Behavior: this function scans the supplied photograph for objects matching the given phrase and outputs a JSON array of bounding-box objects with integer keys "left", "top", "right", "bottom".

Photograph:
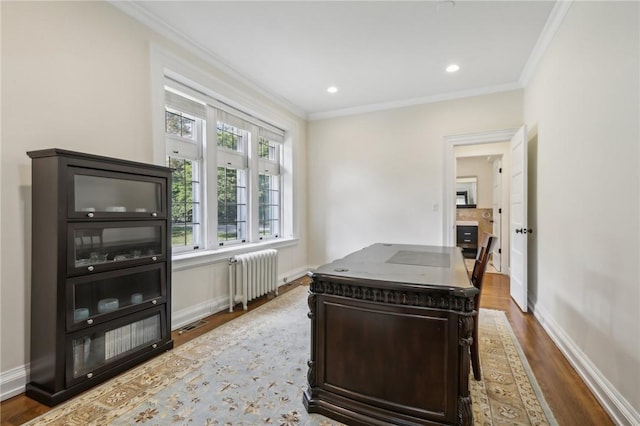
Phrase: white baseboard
[
  {"left": 531, "top": 302, "right": 640, "bottom": 425},
  {"left": 171, "top": 295, "right": 229, "bottom": 331},
  {"left": 279, "top": 266, "right": 312, "bottom": 285},
  {"left": 1, "top": 364, "right": 28, "bottom": 402}
]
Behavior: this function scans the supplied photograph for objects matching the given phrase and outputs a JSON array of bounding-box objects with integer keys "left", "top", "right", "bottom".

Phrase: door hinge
[
  {"left": 498, "top": 248, "right": 502, "bottom": 254},
  {"left": 498, "top": 208, "right": 502, "bottom": 214},
  {"left": 499, "top": 167, "right": 502, "bottom": 173}
]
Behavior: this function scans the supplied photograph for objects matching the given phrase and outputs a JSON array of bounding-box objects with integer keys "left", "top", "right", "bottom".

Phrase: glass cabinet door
[
  {"left": 68, "top": 221, "right": 165, "bottom": 275},
  {"left": 67, "top": 264, "right": 166, "bottom": 330},
  {"left": 69, "top": 167, "right": 166, "bottom": 218},
  {"left": 67, "top": 308, "right": 166, "bottom": 384}
]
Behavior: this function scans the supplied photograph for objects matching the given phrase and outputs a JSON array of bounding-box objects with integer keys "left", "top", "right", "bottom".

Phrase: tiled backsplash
[{"left": 456, "top": 208, "right": 494, "bottom": 237}]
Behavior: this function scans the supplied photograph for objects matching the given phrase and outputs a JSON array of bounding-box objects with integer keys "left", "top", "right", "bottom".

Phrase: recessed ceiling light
[
  {"left": 437, "top": 0, "right": 456, "bottom": 11},
  {"left": 446, "top": 64, "right": 460, "bottom": 73},
  {"left": 327, "top": 86, "right": 338, "bottom": 94}
]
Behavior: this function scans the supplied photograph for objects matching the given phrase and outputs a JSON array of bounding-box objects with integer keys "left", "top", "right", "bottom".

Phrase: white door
[
  {"left": 510, "top": 126, "right": 528, "bottom": 312},
  {"left": 492, "top": 159, "right": 502, "bottom": 272}
]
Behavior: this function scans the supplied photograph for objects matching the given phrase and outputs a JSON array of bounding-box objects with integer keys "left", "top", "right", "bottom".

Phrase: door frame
[
  {"left": 442, "top": 128, "right": 518, "bottom": 257},
  {"left": 491, "top": 157, "right": 503, "bottom": 272}
]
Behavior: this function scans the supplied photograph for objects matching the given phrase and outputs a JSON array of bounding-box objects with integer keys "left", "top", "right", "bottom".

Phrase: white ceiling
[{"left": 116, "top": 1, "right": 559, "bottom": 119}]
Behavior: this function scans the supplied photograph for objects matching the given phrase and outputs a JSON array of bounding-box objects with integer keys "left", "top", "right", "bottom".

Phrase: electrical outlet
[{"left": 283, "top": 277, "right": 288, "bottom": 283}]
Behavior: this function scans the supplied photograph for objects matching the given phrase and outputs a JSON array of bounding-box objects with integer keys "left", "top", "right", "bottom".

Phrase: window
[
  {"left": 215, "top": 119, "right": 249, "bottom": 245},
  {"left": 258, "top": 173, "right": 280, "bottom": 238},
  {"left": 164, "top": 81, "right": 285, "bottom": 253},
  {"left": 164, "top": 104, "right": 203, "bottom": 252},
  {"left": 257, "top": 135, "right": 281, "bottom": 239}
]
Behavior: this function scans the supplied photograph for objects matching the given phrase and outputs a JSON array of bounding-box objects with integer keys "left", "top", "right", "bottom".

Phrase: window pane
[
  {"left": 258, "top": 137, "right": 278, "bottom": 161},
  {"left": 217, "top": 166, "right": 247, "bottom": 243},
  {"left": 166, "top": 111, "right": 181, "bottom": 136},
  {"left": 166, "top": 109, "right": 196, "bottom": 140},
  {"left": 181, "top": 116, "right": 194, "bottom": 139},
  {"left": 258, "top": 138, "right": 269, "bottom": 158},
  {"left": 258, "top": 174, "right": 280, "bottom": 238},
  {"left": 168, "top": 156, "right": 200, "bottom": 249},
  {"left": 217, "top": 122, "right": 243, "bottom": 152}
]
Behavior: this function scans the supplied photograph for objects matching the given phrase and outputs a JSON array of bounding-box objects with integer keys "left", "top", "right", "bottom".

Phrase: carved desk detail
[{"left": 303, "top": 244, "right": 477, "bottom": 426}]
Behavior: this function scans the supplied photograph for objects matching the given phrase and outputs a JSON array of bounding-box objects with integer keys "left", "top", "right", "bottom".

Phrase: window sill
[{"left": 171, "top": 237, "right": 300, "bottom": 272}]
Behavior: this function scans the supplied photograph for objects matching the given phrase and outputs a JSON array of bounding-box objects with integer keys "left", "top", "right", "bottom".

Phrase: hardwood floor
[{"left": 1, "top": 274, "right": 613, "bottom": 425}]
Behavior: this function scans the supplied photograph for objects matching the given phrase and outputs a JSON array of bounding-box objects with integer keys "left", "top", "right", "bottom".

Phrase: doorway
[{"left": 443, "top": 129, "right": 518, "bottom": 274}]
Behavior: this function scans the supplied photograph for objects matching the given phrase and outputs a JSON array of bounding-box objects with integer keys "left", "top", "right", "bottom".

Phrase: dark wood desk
[{"left": 303, "top": 243, "right": 478, "bottom": 426}]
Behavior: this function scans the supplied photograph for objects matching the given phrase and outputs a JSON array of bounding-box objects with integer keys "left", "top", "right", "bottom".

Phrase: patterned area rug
[{"left": 25, "top": 286, "right": 556, "bottom": 425}]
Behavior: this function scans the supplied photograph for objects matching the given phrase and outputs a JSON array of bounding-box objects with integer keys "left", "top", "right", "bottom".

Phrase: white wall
[
  {"left": 0, "top": 1, "right": 308, "bottom": 399},
  {"left": 524, "top": 2, "right": 639, "bottom": 423},
  {"left": 307, "top": 91, "right": 523, "bottom": 266}
]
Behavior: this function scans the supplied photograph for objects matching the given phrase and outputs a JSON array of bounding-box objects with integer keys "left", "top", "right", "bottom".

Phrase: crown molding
[
  {"left": 108, "top": 1, "right": 307, "bottom": 120},
  {"left": 308, "top": 82, "right": 523, "bottom": 121},
  {"left": 519, "top": 0, "right": 574, "bottom": 86}
]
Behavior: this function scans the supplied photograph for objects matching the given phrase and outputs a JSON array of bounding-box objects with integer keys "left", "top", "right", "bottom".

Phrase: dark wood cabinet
[
  {"left": 456, "top": 225, "right": 478, "bottom": 258},
  {"left": 26, "top": 149, "right": 173, "bottom": 406}
]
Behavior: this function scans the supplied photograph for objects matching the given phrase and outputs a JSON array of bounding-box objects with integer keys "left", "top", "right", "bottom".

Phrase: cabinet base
[{"left": 26, "top": 340, "right": 173, "bottom": 407}]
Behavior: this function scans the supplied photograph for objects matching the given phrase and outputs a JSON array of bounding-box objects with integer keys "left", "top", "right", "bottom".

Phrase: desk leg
[
  {"left": 303, "top": 292, "right": 317, "bottom": 408},
  {"left": 458, "top": 315, "right": 474, "bottom": 426}
]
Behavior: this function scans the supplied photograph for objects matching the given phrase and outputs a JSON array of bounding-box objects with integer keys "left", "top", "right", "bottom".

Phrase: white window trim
[{"left": 150, "top": 45, "right": 298, "bottom": 268}]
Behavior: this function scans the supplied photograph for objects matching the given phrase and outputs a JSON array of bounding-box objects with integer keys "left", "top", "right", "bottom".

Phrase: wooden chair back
[
  {"left": 471, "top": 232, "right": 496, "bottom": 293},
  {"left": 470, "top": 232, "right": 496, "bottom": 381}
]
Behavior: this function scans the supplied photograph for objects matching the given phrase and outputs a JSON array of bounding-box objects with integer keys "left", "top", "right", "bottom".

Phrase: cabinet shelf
[
  {"left": 67, "top": 307, "right": 166, "bottom": 386},
  {"left": 67, "top": 220, "right": 166, "bottom": 276},
  {"left": 26, "top": 148, "right": 173, "bottom": 406}
]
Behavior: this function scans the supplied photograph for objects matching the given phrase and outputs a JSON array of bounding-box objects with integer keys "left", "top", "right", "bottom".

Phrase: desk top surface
[{"left": 312, "top": 243, "right": 473, "bottom": 291}]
